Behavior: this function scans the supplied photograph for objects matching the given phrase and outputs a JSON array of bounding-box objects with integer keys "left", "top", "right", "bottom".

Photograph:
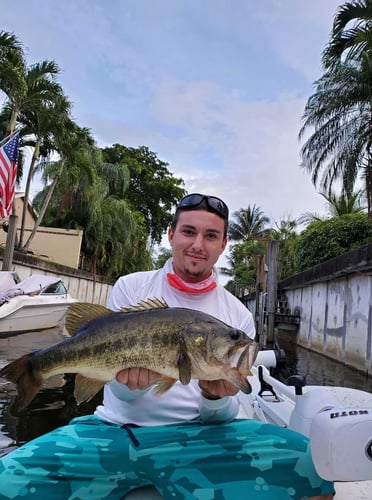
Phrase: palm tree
[
  {"left": 0, "top": 31, "right": 71, "bottom": 243},
  {"left": 300, "top": 1, "right": 372, "bottom": 218},
  {"left": 225, "top": 205, "right": 271, "bottom": 295},
  {"left": 0, "top": 31, "right": 26, "bottom": 134},
  {"left": 322, "top": 0, "right": 372, "bottom": 69},
  {"left": 302, "top": 188, "right": 366, "bottom": 224},
  {"left": 299, "top": 57, "right": 372, "bottom": 218},
  {"left": 21, "top": 121, "right": 95, "bottom": 254},
  {"left": 1, "top": 56, "right": 62, "bottom": 136},
  {"left": 228, "top": 205, "right": 270, "bottom": 242},
  {"left": 6, "top": 93, "right": 72, "bottom": 248},
  {"left": 0, "top": 31, "right": 23, "bottom": 60}
]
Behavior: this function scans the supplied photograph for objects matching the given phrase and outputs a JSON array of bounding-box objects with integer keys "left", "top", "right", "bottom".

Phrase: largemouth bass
[{"left": 0, "top": 299, "right": 258, "bottom": 409}]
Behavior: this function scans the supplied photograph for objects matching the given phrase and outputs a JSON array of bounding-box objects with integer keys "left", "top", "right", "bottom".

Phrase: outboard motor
[{"left": 310, "top": 407, "right": 372, "bottom": 481}]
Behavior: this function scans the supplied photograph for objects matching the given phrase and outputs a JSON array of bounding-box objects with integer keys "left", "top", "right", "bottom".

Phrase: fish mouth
[
  {"left": 227, "top": 343, "right": 248, "bottom": 365},
  {"left": 228, "top": 342, "right": 258, "bottom": 376}
]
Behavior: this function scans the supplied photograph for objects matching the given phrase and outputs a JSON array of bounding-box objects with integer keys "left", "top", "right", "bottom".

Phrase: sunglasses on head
[{"left": 177, "top": 193, "right": 229, "bottom": 219}]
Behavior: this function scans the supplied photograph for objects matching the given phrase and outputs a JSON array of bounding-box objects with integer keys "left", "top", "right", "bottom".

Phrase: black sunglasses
[{"left": 177, "top": 193, "right": 229, "bottom": 219}]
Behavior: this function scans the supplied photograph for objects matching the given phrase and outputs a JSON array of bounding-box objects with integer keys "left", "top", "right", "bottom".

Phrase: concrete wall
[
  {"left": 246, "top": 243, "right": 372, "bottom": 375},
  {"left": 284, "top": 274, "right": 372, "bottom": 374}
]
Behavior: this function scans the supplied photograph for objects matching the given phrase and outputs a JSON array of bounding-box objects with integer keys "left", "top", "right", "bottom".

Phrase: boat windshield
[{"left": 42, "top": 281, "right": 68, "bottom": 295}]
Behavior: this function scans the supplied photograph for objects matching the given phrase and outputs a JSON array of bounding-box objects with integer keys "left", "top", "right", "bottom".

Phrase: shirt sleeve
[
  {"left": 107, "top": 276, "right": 135, "bottom": 311},
  {"left": 199, "top": 395, "right": 240, "bottom": 424},
  {"left": 107, "top": 379, "right": 151, "bottom": 400}
]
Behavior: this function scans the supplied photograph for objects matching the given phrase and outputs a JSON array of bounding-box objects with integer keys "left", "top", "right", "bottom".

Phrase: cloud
[
  {"left": 146, "top": 79, "right": 323, "bottom": 221},
  {"left": 3, "top": 0, "right": 342, "bottom": 228}
]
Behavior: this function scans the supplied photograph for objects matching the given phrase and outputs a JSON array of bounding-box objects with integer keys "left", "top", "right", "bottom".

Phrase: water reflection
[
  {"left": 276, "top": 330, "right": 372, "bottom": 393},
  {"left": 1, "top": 376, "right": 102, "bottom": 447},
  {"left": 0, "top": 327, "right": 371, "bottom": 453}
]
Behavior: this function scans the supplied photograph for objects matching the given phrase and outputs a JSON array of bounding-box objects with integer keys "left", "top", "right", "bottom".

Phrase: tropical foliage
[
  {"left": 299, "top": 186, "right": 366, "bottom": 224},
  {"left": 299, "top": 0, "right": 372, "bottom": 218},
  {"left": 102, "top": 144, "right": 185, "bottom": 244},
  {"left": 223, "top": 205, "right": 271, "bottom": 295},
  {"left": 153, "top": 247, "right": 173, "bottom": 269},
  {"left": 269, "top": 218, "right": 299, "bottom": 280},
  {"left": 295, "top": 213, "right": 372, "bottom": 272}
]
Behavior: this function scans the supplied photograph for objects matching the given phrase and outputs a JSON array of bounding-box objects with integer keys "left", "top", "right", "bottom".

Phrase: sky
[{"left": 2, "top": 0, "right": 344, "bottom": 273}]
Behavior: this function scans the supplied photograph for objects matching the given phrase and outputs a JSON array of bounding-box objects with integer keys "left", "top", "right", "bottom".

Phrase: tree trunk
[
  {"left": 21, "top": 159, "right": 65, "bottom": 253},
  {"left": 7, "top": 109, "right": 18, "bottom": 134},
  {"left": 366, "top": 161, "right": 372, "bottom": 219}
]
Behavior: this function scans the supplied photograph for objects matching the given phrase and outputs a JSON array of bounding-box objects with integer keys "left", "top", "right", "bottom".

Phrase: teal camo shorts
[{"left": 0, "top": 415, "right": 335, "bottom": 499}]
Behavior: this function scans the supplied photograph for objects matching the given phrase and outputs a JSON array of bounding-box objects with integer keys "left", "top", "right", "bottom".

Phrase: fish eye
[{"left": 229, "top": 329, "right": 241, "bottom": 341}]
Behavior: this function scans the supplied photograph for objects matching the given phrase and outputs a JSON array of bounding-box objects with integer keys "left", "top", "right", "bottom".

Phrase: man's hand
[
  {"left": 116, "top": 367, "right": 161, "bottom": 390},
  {"left": 198, "top": 379, "right": 239, "bottom": 400}
]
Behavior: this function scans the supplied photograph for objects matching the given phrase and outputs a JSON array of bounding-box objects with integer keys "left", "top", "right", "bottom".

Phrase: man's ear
[
  {"left": 221, "top": 237, "right": 227, "bottom": 252},
  {"left": 168, "top": 226, "right": 174, "bottom": 246}
]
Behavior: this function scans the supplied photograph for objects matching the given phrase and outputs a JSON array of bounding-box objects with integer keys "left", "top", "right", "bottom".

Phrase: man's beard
[{"left": 183, "top": 264, "right": 204, "bottom": 278}]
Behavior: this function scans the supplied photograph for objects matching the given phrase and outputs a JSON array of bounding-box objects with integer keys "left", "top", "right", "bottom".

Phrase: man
[{"left": 0, "top": 193, "right": 334, "bottom": 499}]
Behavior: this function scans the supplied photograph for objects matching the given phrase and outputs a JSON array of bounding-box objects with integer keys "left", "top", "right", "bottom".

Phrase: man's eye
[
  {"left": 182, "top": 229, "right": 194, "bottom": 236},
  {"left": 206, "top": 233, "right": 217, "bottom": 239}
]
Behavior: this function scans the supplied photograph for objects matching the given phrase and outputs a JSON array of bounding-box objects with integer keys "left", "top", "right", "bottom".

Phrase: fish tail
[{"left": 0, "top": 353, "right": 43, "bottom": 409}]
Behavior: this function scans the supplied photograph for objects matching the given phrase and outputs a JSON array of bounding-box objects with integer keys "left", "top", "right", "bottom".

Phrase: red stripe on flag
[{"left": 0, "top": 132, "right": 19, "bottom": 219}]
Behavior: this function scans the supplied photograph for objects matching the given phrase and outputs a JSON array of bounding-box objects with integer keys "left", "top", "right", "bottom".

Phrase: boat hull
[{"left": 0, "top": 294, "right": 77, "bottom": 336}]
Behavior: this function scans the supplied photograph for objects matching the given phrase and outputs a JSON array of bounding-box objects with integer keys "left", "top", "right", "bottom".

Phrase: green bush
[{"left": 295, "top": 213, "right": 372, "bottom": 272}]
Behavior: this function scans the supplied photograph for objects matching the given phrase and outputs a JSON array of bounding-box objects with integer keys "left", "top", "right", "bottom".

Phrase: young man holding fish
[{"left": 0, "top": 193, "right": 334, "bottom": 499}]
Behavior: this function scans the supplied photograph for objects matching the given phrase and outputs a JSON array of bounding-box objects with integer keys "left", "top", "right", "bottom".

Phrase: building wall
[{"left": 0, "top": 195, "right": 82, "bottom": 268}]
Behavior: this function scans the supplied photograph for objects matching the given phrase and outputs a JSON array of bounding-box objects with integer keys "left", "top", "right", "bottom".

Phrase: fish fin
[
  {"left": 65, "top": 303, "right": 114, "bottom": 336},
  {"left": 226, "top": 368, "right": 252, "bottom": 394},
  {"left": 120, "top": 298, "right": 168, "bottom": 313},
  {"left": 73, "top": 374, "right": 105, "bottom": 405},
  {"left": 176, "top": 336, "right": 192, "bottom": 385},
  {"left": 153, "top": 376, "right": 177, "bottom": 395},
  {"left": 0, "top": 353, "right": 43, "bottom": 409}
]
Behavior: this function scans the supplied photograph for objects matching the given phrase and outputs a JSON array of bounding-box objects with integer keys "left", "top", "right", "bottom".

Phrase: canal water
[{"left": 0, "top": 326, "right": 371, "bottom": 454}]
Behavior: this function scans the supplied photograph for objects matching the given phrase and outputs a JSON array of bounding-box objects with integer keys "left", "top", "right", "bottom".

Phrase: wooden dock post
[{"left": 266, "top": 239, "right": 278, "bottom": 345}]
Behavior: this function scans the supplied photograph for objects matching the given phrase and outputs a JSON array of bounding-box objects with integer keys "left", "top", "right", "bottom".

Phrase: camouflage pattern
[{"left": 0, "top": 416, "right": 335, "bottom": 499}]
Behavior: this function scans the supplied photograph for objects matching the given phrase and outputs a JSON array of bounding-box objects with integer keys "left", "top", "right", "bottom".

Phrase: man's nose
[{"left": 191, "top": 233, "right": 204, "bottom": 249}]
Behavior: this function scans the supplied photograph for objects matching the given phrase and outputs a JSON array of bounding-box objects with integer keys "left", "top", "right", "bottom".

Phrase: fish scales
[
  {"left": 35, "top": 310, "right": 185, "bottom": 375},
  {"left": 0, "top": 300, "right": 259, "bottom": 408}
]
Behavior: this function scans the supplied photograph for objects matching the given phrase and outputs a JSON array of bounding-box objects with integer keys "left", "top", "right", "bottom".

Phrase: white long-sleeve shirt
[{"left": 94, "top": 259, "right": 255, "bottom": 426}]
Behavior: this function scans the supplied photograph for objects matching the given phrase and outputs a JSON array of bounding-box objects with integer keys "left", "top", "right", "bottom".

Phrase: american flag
[{"left": 0, "top": 132, "right": 20, "bottom": 220}]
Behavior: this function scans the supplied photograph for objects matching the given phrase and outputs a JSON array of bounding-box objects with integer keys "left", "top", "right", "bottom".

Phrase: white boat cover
[
  {"left": 0, "top": 272, "right": 17, "bottom": 294},
  {"left": 0, "top": 274, "right": 61, "bottom": 305}
]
